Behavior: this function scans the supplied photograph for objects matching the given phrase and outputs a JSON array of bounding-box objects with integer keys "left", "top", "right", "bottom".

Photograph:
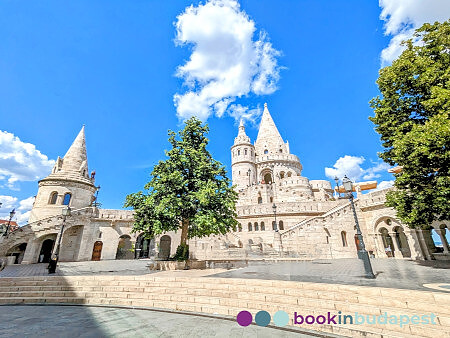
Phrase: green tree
[
  {"left": 125, "top": 117, "right": 238, "bottom": 259},
  {"left": 369, "top": 21, "right": 450, "bottom": 228}
]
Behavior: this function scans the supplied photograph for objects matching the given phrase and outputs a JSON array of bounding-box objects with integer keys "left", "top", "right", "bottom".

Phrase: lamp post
[
  {"left": 48, "top": 206, "right": 71, "bottom": 274},
  {"left": 272, "top": 203, "right": 283, "bottom": 256},
  {"left": 335, "top": 175, "right": 375, "bottom": 279},
  {"left": 3, "top": 209, "right": 16, "bottom": 237},
  {"left": 272, "top": 203, "right": 278, "bottom": 231}
]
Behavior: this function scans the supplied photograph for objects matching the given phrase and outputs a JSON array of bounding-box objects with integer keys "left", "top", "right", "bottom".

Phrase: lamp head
[
  {"left": 342, "top": 175, "right": 353, "bottom": 192},
  {"left": 272, "top": 203, "right": 277, "bottom": 212},
  {"left": 62, "top": 206, "right": 71, "bottom": 217},
  {"left": 9, "top": 209, "right": 15, "bottom": 219}
]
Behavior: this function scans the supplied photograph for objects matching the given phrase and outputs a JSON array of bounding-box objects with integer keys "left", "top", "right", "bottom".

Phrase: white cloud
[
  {"left": 325, "top": 155, "right": 391, "bottom": 183},
  {"left": 375, "top": 180, "right": 394, "bottom": 191},
  {"left": 379, "top": 0, "right": 450, "bottom": 66},
  {"left": 0, "top": 130, "right": 54, "bottom": 189},
  {"left": 0, "top": 195, "right": 34, "bottom": 225},
  {"left": 173, "top": 0, "right": 281, "bottom": 122}
]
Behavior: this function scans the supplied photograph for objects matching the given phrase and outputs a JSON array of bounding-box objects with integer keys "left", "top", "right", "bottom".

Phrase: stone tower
[
  {"left": 231, "top": 119, "right": 256, "bottom": 190},
  {"left": 28, "top": 126, "right": 97, "bottom": 223}
]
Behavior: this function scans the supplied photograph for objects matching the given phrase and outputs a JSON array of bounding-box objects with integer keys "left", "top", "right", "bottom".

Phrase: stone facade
[{"left": 0, "top": 106, "right": 448, "bottom": 264}]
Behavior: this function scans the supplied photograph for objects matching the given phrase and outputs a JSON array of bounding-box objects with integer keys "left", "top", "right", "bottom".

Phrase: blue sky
[{"left": 1, "top": 0, "right": 449, "bottom": 224}]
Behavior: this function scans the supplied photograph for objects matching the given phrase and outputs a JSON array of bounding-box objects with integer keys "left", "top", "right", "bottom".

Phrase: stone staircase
[{"left": 0, "top": 275, "right": 448, "bottom": 337}]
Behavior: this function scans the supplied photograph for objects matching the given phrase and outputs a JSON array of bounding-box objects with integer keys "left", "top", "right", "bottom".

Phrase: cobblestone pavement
[
  {"left": 211, "top": 258, "right": 450, "bottom": 292},
  {"left": 1, "top": 258, "right": 449, "bottom": 293},
  {"left": 0, "top": 305, "right": 337, "bottom": 338}
]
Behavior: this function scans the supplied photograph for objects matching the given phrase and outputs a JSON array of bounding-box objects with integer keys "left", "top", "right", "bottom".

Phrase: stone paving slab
[{"left": 0, "top": 305, "right": 338, "bottom": 338}]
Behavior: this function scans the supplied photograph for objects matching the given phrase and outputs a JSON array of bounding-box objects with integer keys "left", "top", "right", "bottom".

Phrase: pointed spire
[
  {"left": 234, "top": 119, "right": 251, "bottom": 145},
  {"left": 61, "top": 126, "right": 88, "bottom": 173},
  {"left": 254, "top": 103, "right": 288, "bottom": 155}
]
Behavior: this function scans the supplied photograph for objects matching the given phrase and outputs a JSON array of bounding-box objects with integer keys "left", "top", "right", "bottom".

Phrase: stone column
[
  {"left": 373, "top": 234, "right": 387, "bottom": 258},
  {"left": 389, "top": 232, "right": 404, "bottom": 258},
  {"left": 416, "top": 229, "right": 433, "bottom": 260},
  {"left": 438, "top": 228, "right": 449, "bottom": 254},
  {"left": 404, "top": 229, "right": 424, "bottom": 260},
  {"left": 21, "top": 238, "right": 39, "bottom": 264}
]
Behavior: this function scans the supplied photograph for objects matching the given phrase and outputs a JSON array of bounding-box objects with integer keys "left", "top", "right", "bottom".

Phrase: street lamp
[
  {"left": 336, "top": 175, "right": 375, "bottom": 279},
  {"left": 272, "top": 203, "right": 278, "bottom": 231},
  {"left": 3, "top": 209, "right": 16, "bottom": 237},
  {"left": 48, "top": 206, "right": 71, "bottom": 274}
]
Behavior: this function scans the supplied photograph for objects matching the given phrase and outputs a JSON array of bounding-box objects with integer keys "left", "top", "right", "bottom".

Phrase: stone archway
[
  {"left": 115, "top": 235, "right": 134, "bottom": 260},
  {"left": 393, "top": 226, "right": 411, "bottom": 258},
  {"left": 379, "top": 227, "right": 394, "bottom": 258},
  {"left": 92, "top": 241, "right": 103, "bottom": 261},
  {"left": 6, "top": 243, "right": 27, "bottom": 264},
  {"left": 39, "top": 238, "right": 56, "bottom": 263},
  {"left": 135, "top": 233, "right": 155, "bottom": 259},
  {"left": 159, "top": 235, "right": 171, "bottom": 260}
]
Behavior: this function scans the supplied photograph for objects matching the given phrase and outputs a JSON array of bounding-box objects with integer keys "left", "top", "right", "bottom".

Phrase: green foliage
[
  {"left": 172, "top": 244, "right": 189, "bottom": 261},
  {"left": 125, "top": 117, "right": 239, "bottom": 243},
  {"left": 369, "top": 21, "right": 450, "bottom": 228}
]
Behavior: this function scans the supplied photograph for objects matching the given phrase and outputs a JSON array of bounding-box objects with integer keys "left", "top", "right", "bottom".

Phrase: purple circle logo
[{"left": 236, "top": 310, "right": 252, "bottom": 326}]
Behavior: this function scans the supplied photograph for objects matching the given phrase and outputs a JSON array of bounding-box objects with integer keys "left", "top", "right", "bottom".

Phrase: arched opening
[
  {"left": 49, "top": 192, "right": 58, "bottom": 204},
  {"left": 279, "top": 149, "right": 282, "bottom": 153},
  {"left": 91, "top": 241, "right": 103, "bottom": 261},
  {"left": 254, "top": 222, "right": 259, "bottom": 231},
  {"left": 264, "top": 149, "right": 268, "bottom": 154},
  {"left": 287, "top": 172, "right": 292, "bottom": 178},
  {"left": 244, "top": 149, "right": 247, "bottom": 155},
  {"left": 263, "top": 173, "right": 272, "bottom": 184},
  {"left": 272, "top": 221, "right": 277, "bottom": 231},
  {"left": 394, "top": 226, "right": 411, "bottom": 257},
  {"left": 135, "top": 233, "right": 155, "bottom": 259},
  {"left": 159, "top": 235, "right": 171, "bottom": 260},
  {"left": 6, "top": 243, "right": 27, "bottom": 264},
  {"left": 260, "top": 222, "right": 265, "bottom": 231},
  {"left": 341, "top": 231, "right": 348, "bottom": 247},
  {"left": 115, "top": 235, "right": 134, "bottom": 260},
  {"left": 39, "top": 238, "right": 55, "bottom": 263},
  {"left": 248, "top": 223, "right": 252, "bottom": 231},
  {"left": 257, "top": 196, "right": 263, "bottom": 204},
  {"left": 379, "top": 227, "right": 394, "bottom": 257},
  {"left": 280, "top": 172, "right": 285, "bottom": 179},
  {"left": 62, "top": 193, "right": 71, "bottom": 206},
  {"left": 237, "top": 149, "right": 241, "bottom": 156},
  {"left": 279, "top": 220, "right": 284, "bottom": 230}
]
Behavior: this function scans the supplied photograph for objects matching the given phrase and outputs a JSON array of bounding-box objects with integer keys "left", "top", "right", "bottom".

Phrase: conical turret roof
[
  {"left": 41, "top": 126, "right": 94, "bottom": 186},
  {"left": 254, "top": 103, "right": 288, "bottom": 155},
  {"left": 233, "top": 119, "right": 251, "bottom": 145}
]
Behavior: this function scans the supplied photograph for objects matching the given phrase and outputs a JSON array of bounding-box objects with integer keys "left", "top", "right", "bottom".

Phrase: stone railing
[
  {"left": 236, "top": 201, "right": 342, "bottom": 217},
  {"left": 255, "top": 153, "right": 300, "bottom": 164}
]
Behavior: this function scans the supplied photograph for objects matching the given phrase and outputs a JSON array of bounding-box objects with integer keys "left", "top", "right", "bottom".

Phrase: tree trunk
[{"left": 181, "top": 218, "right": 189, "bottom": 246}]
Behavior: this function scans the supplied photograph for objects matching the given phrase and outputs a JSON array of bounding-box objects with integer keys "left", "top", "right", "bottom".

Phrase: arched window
[
  {"left": 272, "top": 221, "right": 277, "bottom": 230},
  {"left": 280, "top": 172, "right": 285, "bottom": 179},
  {"left": 270, "top": 197, "right": 273, "bottom": 203},
  {"left": 258, "top": 196, "right": 263, "bottom": 204},
  {"left": 264, "top": 173, "right": 272, "bottom": 184},
  {"left": 49, "top": 192, "right": 58, "bottom": 205},
  {"left": 62, "top": 193, "right": 71, "bottom": 206},
  {"left": 251, "top": 150, "right": 253, "bottom": 156},
  {"left": 341, "top": 231, "right": 348, "bottom": 247},
  {"left": 287, "top": 172, "right": 292, "bottom": 177},
  {"left": 279, "top": 149, "right": 282, "bottom": 153},
  {"left": 254, "top": 222, "right": 259, "bottom": 231},
  {"left": 279, "top": 220, "right": 284, "bottom": 230},
  {"left": 244, "top": 149, "right": 247, "bottom": 155},
  {"left": 237, "top": 149, "right": 241, "bottom": 156},
  {"left": 248, "top": 223, "right": 252, "bottom": 232},
  {"left": 260, "top": 222, "right": 265, "bottom": 231},
  {"left": 264, "top": 149, "right": 268, "bottom": 154}
]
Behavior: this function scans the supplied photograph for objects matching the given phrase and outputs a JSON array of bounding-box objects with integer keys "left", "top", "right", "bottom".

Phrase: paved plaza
[
  {"left": 1, "top": 258, "right": 449, "bottom": 292},
  {"left": 0, "top": 305, "right": 336, "bottom": 338}
]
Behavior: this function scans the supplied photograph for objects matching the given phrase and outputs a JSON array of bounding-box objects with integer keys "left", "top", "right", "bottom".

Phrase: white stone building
[{"left": 0, "top": 105, "right": 448, "bottom": 264}]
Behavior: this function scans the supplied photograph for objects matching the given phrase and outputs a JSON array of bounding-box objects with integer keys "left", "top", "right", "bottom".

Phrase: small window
[
  {"left": 279, "top": 149, "right": 282, "bottom": 153},
  {"left": 341, "top": 231, "right": 348, "bottom": 247},
  {"left": 287, "top": 172, "right": 292, "bottom": 177},
  {"left": 98, "top": 232, "right": 102, "bottom": 238},
  {"left": 279, "top": 220, "right": 284, "bottom": 231},
  {"left": 49, "top": 192, "right": 58, "bottom": 205},
  {"left": 264, "top": 149, "right": 268, "bottom": 154},
  {"left": 244, "top": 149, "right": 247, "bottom": 155},
  {"left": 280, "top": 172, "right": 285, "bottom": 179},
  {"left": 270, "top": 197, "right": 273, "bottom": 203},
  {"left": 63, "top": 193, "right": 71, "bottom": 206},
  {"left": 248, "top": 223, "right": 252, "bottom": 232},
  {"left": 260, "top": 222, "right": 265, "bottom": 231},
  {"left": 251, "top": 150, "right": 253, "bottom": 156},
  {"left": 238, "top": 150, "right": 241, "bottom": 156},
  {"left": 254, "top": 222, "right": 259, "bottom": 231},
  {"left": 258, "top": 196, "right": 263, "bottom": 204}
]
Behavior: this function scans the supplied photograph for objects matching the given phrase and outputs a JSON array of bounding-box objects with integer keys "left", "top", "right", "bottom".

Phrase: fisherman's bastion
[{"left": 0, "top": 104, "right": 448, "bottom": 265}]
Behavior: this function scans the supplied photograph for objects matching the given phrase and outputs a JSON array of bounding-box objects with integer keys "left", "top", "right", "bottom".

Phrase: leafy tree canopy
[
  {"left": 369, "top": 21, "right": 450, "bottom": 228},
  {"left": 125, "top": 117, "right": 238, "bottom": 250}
]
